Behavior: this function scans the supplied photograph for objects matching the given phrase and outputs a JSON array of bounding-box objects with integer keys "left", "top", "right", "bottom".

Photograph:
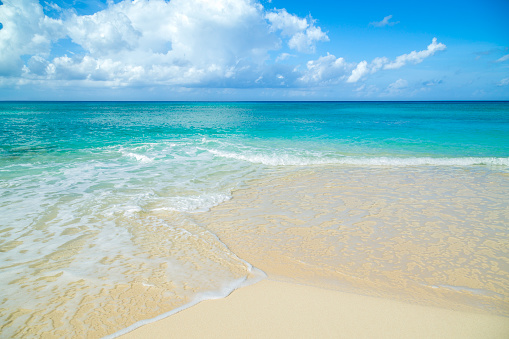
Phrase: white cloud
[
  {"left": 3, "top": 0, "right": 332, "bottom": 86},
  {"left": 298, "top": 53, "right": 350, "bottom": 84},
  {"left": 0, "top": 0, "right": 63, "bottom": 75},
  {"left": 288, "top": 25, "right": 329, "bottom": 53},
  {"left": 370, "top": 15, "right": 399, "bottom": 27},
  {"left": 27, "top": 55, "right": 50, "bottom": 76},
  {"left": 46, "top": 55, "right": 145, "bottom": 83},
  {"left": 498, "top": 78, "right": 509, "bottom": 86},
  {"left": 276, "top": 53, "right": 294, "bottom": 62},
  {"left": 265, "top": 8, "right": 307, "bottom": 35},
  {"left": 380, "top": 78, "right": 409, "bottom": 97},
  {"left": 384, "top": 37, "right": 446, "bottom": 69},
  {"left": 347, "top": 61, "right": 369, "bottom": 83},
  {"left": 44, "top": 2, "right": 62, "bottom": 12},
  {"left": 496, "top": 54, "right": 509, "bottom": 62},
  {"left": 266, "top": 8, "right": 328, "bottom": 53},
  {"left": 0, "top": 1, "right": 447, "bottom": 94},
  {"left": 388, "top": 78, "right": 408, "bottom": 90},
  {"left": 344, "top": 38, "right": 446, "bottom": 83},
  {"left": 303, "top": 38, "right": 446, "bottom": 85},
  {"left": 11, "top": 0, "right": 292, "bottom": 85},
  {"left": 66, "top": 8, "right": 141, "bottom": 55},
  {"left": 382, "top": 78, "right": 409, "bottom": 96},
  {"left": 370, "top": 57, "right": 389, "bottom": 72},
  {"left": 66, "top": 9, "right": 141, "bottom": 55}
]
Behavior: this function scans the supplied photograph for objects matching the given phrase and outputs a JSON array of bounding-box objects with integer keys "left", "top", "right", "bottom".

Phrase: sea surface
[{"left": 0, "top": 101, "right": 508, "bottom": 337}]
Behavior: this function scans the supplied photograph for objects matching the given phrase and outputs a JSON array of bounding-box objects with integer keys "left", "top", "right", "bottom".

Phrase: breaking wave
[{"left": 204, "top": 148, "right": 509, "bottom": 167}]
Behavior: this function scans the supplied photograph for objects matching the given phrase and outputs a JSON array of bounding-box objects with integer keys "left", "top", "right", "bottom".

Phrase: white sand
[
  {"left": 120, "top": 168, "right": 509, "bottom": 338},
  {"left": 120, "top": 279, "right": 509, "bottom": 339}
]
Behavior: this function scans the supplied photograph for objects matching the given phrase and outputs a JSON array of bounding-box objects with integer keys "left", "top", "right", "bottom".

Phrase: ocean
[{"left": 1, "top": 101, "right": 508, "bottom": 337}]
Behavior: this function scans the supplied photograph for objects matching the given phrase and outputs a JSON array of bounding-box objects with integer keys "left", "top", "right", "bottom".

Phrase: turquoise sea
[{"left": 1, "top": 102, "right": 508, "bottom": 337}]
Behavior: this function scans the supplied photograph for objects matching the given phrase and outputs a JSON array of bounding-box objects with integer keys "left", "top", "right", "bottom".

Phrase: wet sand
[
  {"left": 116, "top": 168, "right": 509, "bottom": 339},
  {"left": 191, "top": 167, "right": 509, "bottom": 315},
  {"left": 120, "top": 279, "right": 509, "bottom": 339},
  {"left": 120, "top": 166, "right": 509, "bottom": 338}
]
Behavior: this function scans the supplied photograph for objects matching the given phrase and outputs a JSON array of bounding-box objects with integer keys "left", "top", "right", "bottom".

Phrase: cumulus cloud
[
  {"left": 65, "top": 8, "right": 141, "bottom": 56},
  {"left": 298, "top": 53, "right": 350, "bottom": 84},
  {"left": 0, "top": 0, "right": 63, "bottom": 75},
  {"left": 2, "top": 0, "right": 332, "bottom": 86},
  {"left": 370, "top": 15, "right": 399, "bottom": 27},
  {"left": 287, "top": 25, "right": 329, "bottom": 53},
  {"left": 298, "top": 38, "right": 445, "bottom": 85},
  {"left": 4, "top": 0, "right": 295, "bottom": 85},
  {"left": 26, "top": 55, "right": 50, "bottom": 76},
  {"left": 0, "top": 0, "right": 447, "bottom": 93},
  {"left": 384, "top": 38, "right": 446, "bottom": 69},
  {"left": 266, "top": 8, "right": 329, "bottom": 53},
  {"left": 347, "top": 61, "right": 368, "bottom": 83},
  {"left": 344, "top": 38, "right": 446, "bottom": 83},
  {"left": 265, "top": 8, "right": 307, "bottom": 35}
]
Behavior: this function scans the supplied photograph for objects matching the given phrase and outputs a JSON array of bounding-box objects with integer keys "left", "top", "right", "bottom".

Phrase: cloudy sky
[{"left": 0, "top": 0, "right": 508, "bottom": 100}]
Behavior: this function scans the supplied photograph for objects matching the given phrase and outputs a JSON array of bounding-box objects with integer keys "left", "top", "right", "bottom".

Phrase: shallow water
[
  {"left": 194, "top": 166, "right": 509, "bottom": 316},
  {"left": 0, "top": 102, "right": 508, "bottom": 337}
]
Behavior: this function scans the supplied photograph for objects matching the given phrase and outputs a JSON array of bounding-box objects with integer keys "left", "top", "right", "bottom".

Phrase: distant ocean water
[{"left": 1, "top": 101, "right": 508, "bottom": 337}]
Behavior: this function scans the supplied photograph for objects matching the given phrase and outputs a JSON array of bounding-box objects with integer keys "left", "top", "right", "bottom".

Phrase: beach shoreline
[
  {"left": 119, "top": 278, "right": 509, "bottom": 339},
  {"left": 118, "top": 165, "right": 509, "bottom": 339},
  {"left": 190, "top": 166, "right": 509, "bottom": 317},
  {"left": 2, "top": 102, "right": 508, "bottom": 337}
]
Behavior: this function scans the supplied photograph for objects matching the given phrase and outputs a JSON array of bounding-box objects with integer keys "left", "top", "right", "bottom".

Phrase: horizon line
[{"left": 1, "top": 100, "right": 508, "bottom": 103}]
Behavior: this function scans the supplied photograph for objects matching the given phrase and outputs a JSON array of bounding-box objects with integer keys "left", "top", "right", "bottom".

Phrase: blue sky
[{"left": 0, "top": 0, "right": 508, "bottom": 100}]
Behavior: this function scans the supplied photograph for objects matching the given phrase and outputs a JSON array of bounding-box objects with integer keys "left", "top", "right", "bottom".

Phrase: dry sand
[{"left": 119, "top": 279, "right": 509, "bottom": 339}]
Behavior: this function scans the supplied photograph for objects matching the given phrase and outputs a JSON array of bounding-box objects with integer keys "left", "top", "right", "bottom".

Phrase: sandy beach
[
  {"left": 120, "top": 278, "right": 509, "bottom": 339},
  {"left": 118, "top": 166, "right": 509, "bottom": 339}
]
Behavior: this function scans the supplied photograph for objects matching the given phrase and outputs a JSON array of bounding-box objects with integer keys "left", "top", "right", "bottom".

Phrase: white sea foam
[
  {"left": 204, "top": 148, "right": 329, "bottom": 166},
  {"left": 336, "top": 156, "right": 509, "bottom": 167},
  {"left": 205, "top": 148, "right": 509, "bottom": 168},
  {"left": 155, "top": 193, "right": 232, "bottom": 213},
  {"left": 122, "top": 151, "right": 154, "bottom": 163},
  {"left": 104, "top": 212, "right": 266, "bottom": 339}
]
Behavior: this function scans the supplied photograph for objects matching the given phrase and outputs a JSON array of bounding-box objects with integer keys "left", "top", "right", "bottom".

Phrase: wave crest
[{"left": 204, "top": 148, "right": 509, "bottom": 167}]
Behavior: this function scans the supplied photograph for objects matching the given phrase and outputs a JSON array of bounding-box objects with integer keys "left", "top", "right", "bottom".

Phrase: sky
[{"left": 0, "top": 0, "right": 508, "bottom": 101}]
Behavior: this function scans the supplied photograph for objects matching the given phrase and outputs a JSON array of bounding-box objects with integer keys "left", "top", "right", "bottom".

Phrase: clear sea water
[{"left": 1, "top": 101, "right": 508, "bottom": 337}]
